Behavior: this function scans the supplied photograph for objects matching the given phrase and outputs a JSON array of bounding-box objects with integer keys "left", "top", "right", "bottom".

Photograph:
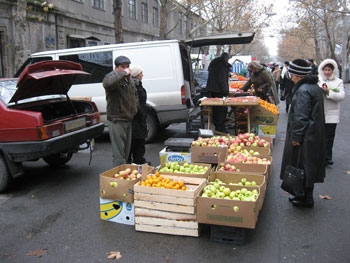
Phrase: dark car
[{"left": 0, "top": 60, "right": 105, "bottom": 192}]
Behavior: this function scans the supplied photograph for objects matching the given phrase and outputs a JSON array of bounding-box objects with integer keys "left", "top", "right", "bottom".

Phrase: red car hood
[{"left": 9, "top": 60, "right": 89, "bottom": 103}]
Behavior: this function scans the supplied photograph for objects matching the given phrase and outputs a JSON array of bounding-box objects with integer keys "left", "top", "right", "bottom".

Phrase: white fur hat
[{"left": 131, "top": 65, "right": 143, "bottom": 77}]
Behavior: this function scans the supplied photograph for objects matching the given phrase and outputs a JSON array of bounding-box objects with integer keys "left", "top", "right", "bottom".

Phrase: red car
[{"left": 0, "top": 60, "right": 105, "bottom": 192}]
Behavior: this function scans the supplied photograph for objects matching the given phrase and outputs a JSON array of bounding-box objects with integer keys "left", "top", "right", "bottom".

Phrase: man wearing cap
[
  {"left": 103, "top": 56, "right": 138, "bottom": 167},
  {"left": 280, "top": 59, "right": 326, "bottom": 208}
]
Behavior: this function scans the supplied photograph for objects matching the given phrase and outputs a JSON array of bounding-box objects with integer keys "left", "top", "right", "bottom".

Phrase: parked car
[{"left": 0, "top": 60, "right": 105, "bottom": 192}]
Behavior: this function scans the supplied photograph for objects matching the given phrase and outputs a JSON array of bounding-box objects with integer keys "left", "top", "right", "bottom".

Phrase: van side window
[{"left": 59, "top": 51, "right": 113, "bottom": 84}]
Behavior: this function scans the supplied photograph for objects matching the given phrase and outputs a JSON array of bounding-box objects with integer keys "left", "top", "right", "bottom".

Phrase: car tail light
[
  {"left": 181, "top": 85, "right": 186, "bottom": 105},
  {"left": 86, "top": 112, "right": 101, "bottom": 126},
  {"left": 37, "top": 123, "right": 64, "bottom": 140}
]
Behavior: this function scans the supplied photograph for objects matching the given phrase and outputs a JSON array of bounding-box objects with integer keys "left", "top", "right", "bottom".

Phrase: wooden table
[{"left": 200, "top": 97, "right": 259, "bottom": 133}]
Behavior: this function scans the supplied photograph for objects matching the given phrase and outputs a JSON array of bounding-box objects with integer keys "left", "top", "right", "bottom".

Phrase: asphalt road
[{"left": 1, "top": 85, "right": 350, "bottom": 263}]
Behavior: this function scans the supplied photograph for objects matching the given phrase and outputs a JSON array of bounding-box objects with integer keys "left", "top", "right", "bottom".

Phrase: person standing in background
[
  {"left": 205, "top": 52, "right": 231, "bottom": 133},
  {"left": 128, "top": 65, "right": 149, "bottom": 165},
  {"left": 280, "top": 59, "right": 325, "bottom": 208},
  {"left": 272, "top": 63, "right": 281, "bottom": 93},
  {"left": 307, "top": 59, "right": 318, "bottom": 75},
  {"left": 103, "top": 56, "right": 138, "bottom": 167},
  {"left": 318, "top": 59, "right": 345, "bottom": 166},
  {"left": 280, "top": 64, "right": 294, "bottom": 113}
]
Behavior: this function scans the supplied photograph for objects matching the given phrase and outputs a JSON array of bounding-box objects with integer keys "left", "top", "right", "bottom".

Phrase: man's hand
[{"left": 292, "top": 141, "right": 300, "bottom": 146}]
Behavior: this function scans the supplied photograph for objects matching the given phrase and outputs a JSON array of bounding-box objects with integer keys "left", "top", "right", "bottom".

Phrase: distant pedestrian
[
  {"left": 280, "top": 69, "right": 294, "bottom": 113},
  {"left": 103, "top": 56, "right": 138, "bottom": 167},
  {"left": 280, "top": 59, "right": 326, "bottom": 208},
  {"left": 307, "top": 59, "right": 318, "bottom": 76},
  {"left": 128, "top": 65, "right": 149, "bottom": 165},
  {"left": 272, "top": 64, "right": 281, "bottom": 93},
  {"left": 318, "top": 59, "right": 345, "bottom": 166}
]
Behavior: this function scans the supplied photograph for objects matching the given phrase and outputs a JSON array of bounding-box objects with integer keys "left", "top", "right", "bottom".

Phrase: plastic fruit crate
[
  {"left": 186, "top": 118, "right": 205, "bottom": 135},
  {"left": 211, "top": 225, "right": 246, "bottom": 245}
]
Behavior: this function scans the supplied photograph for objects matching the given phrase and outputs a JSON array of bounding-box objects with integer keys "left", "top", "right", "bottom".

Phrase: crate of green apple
[
  {"left": 196, "top": 183, "right": 263, "bottom": 228},
  {"left": 209, "top": 173, "right": 267, "bottom": 210},
  {"left": 158, "top": 161, "right": 211, "bottom": 179}
]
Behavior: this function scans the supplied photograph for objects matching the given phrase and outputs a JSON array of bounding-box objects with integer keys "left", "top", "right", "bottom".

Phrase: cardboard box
[
  {"left": 100, "top": 198, "right": 135, "bottom": 225},
  {"left": 158, "top": 162, "right": 212, "bottom": 179},
  {"left": 197, "top": 184, "right": 262, "bottom": 229},
  {"left": 240, "top": 145, "right": 271, "bottom": 155},
  {"left": 134, "top": 175, "right": 207, "bottom": 237},
  {"left": 250, "top": 104, "right": 279, "bottom": 125},
  {"left": 159, "top": 147, "right": 191, "bottom": 167},
  {"left": 191, "top": 145, "right": 227, "bottom": 164},
  {"left": 100, "top": 164, "right": 154, "bottom": 203},
  {"left": 209, "top": 173, "right": 267, "bottom": 209},
  {"left": 255, "top": 124, "right": 277, "bottom": 138}
]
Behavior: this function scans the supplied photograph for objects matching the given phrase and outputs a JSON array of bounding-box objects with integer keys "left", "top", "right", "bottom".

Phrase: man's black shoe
[
  {"left": 292, "top": 199, "right": 314, "bottom": 208},
  {"left": 327, "top": 160, "right": 334, "bottom": 165}
]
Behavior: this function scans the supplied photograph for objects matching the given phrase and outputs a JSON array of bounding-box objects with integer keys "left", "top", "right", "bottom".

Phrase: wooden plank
[
  {"left": 134, "top": 200, "right": 195, "bottom": 214},
  {"left": 135, "top": 216, "right": 198, "bottom": 229},
  {"left": 134, "top": 192, "right": 195, "bottom": 206},
  {"left": 135, "top": 223, "right": 199, "bottom": 237},
  {"left": 134, "top": 208, "right": 197, "bottom": 220}
]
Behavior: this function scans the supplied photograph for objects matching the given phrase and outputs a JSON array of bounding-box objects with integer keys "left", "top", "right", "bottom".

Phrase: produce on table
[
  {"left": 159, "top": 161, "right": 208, "bottom": 174},
  {"left": 214, "top": 178, "right": 257, "bottom": 187},
  {"left": 258, "top": 98, "right": 279, "bottom": 114}
]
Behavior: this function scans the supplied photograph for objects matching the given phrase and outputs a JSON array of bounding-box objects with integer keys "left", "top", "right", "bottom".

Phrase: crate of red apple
[{"left": 190, "top": 133, "right": 272, "bottom": 165}]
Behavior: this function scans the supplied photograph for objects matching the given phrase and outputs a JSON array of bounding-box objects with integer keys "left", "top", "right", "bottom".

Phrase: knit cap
[
  {"left": 130, "top": 65, "right": 143, "bottom": 77},
  {"left": 288, "top": 59, "right": 311, "bottom": 76}
]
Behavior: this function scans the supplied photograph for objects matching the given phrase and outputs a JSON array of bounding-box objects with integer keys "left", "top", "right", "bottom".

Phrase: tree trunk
[
  {"left": 113, "top": 0, "right": 123, "bottom": 43},
  {"left": 14, "top": 0, "right": 28, "bottom": 72},
  {"left": 159, "top": 1, "right": 168, "bottom": 40}
]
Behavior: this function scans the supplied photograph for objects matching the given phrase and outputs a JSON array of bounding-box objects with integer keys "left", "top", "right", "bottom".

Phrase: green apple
[{"left": 233, "top": 206, "right": 239, "bottom": 212}]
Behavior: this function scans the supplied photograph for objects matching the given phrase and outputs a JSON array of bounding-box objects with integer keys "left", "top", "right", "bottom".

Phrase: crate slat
[
  {"left": 134, "top": 192, "right": 195, "bottom": 206},
  {"left": 134, "top": 200, "right": 195, "bottom": 214},
  {"left": 135, "top": 207, "right": 197, "bottom": 220}
]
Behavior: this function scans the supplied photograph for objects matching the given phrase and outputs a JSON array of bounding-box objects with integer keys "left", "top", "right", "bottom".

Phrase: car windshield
[
  {"left": 193, "top": 70, "right": 208, "bottom": 87},
  {"left": 0, "top": 78, "right": 65, "bottom": 105},
  {"left": 0, "top": 79, "right": 18, "bottom": 104}
]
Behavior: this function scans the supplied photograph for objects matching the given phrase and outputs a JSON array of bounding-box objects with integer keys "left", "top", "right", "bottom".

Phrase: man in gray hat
[{"left": 103, "top": 56, "right": 138, "bottom": 167}]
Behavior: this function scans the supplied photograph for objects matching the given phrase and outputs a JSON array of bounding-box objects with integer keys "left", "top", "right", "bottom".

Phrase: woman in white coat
[{"left": 318, "top": 59, "right": 345, "bottom": 165}]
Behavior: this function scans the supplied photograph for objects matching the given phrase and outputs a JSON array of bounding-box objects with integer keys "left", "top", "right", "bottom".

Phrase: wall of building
[{"left": 0, "top": 0, "right": 205, "bottom": 77}]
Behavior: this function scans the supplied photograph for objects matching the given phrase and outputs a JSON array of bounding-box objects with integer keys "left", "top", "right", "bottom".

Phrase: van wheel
[
  {"left": 0, "top": 154, "right": 12, "bottom": 193},
  {"left": 145, "top": 113, "right": 159, "bottom": 144},
  {"left": 43, "top": 153, "right": 73, "bottom": 166}
]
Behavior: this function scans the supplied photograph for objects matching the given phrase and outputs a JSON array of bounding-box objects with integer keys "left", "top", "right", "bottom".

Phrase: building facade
[{"left": 0, "top": 0, "right": 205, "bottom": 77}]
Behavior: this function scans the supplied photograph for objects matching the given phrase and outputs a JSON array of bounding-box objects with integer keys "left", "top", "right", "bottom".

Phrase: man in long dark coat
[{"left": 280, "top": 59, "right": 326, "bottom": 208}]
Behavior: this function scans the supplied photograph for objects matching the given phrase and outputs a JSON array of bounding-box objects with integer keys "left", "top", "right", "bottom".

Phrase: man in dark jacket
[
  {"left": 103, "top": 56, "right": 138, "bottom": 167},
  {"left": 205, "top": 52, "right": 230, "bottom": 133},
  {"left": 280, "top": 59, "right": 326, "bottom": 208}
]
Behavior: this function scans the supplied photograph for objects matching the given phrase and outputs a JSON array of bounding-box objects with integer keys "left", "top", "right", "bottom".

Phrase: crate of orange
[{"left": 134, "top": 169, "right": 206, "bottom": 237}]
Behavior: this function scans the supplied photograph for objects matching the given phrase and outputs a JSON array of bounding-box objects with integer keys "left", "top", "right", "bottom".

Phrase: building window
[
  {"left": 141, "top": 1, "right": 148, "bottom": 23},
  {"left": 152, "top": 0, "right": 159, "bottom": 27},
  {"left": 93, "top": 0, "right": 104, "bottom": 10},
  {"left": 129, "top": 0, "right": 136, "bottom": 19},
  {"left": 178, "top": 12, "right": 183, "bottom": 34}
]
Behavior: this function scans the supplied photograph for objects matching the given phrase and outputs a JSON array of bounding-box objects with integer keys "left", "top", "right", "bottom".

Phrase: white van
[{"left": 15, "top": 33, "right": 255, "bottom": 142}]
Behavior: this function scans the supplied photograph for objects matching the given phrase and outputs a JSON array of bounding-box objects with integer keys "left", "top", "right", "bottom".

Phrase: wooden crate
[{"left": 134, "top": 175, "right": 206, "bottom": 237}]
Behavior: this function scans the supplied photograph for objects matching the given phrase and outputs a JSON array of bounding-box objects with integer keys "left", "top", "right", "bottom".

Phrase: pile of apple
[
  {"left": 226, "top": 149, "right": 271, "bottom": 164},
  {"left": 201, "top": 182, "right": 259, "bottom": 202},
  {"left": 113, "top": 168, "right": 142, "bottom": 180},
  {"left": 214, "top": 177, "right": 257, "bottom": 187},
  {"left": 217, "top": 162, "right": 241, "bottom": 172},
  {"left": 230, "top": 133, "right": 270, "bottom": 148},
  {"left": 191, "top": 136, "right": 230, "bottom": 147},
  {"left": 159, "top": 161, "right": 208, "bottom": 174}
]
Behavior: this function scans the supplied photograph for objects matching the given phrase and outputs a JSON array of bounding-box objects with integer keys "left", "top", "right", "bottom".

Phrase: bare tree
[
  {"left": 14, "top": 0, "right": 28, "bottom": 72},
  {"left": 113, "top": 0, "right": 123, "bottom": 43}
]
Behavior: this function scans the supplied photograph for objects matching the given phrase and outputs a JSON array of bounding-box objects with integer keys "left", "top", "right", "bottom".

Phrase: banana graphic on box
[
  {"left": 100, "top": 200, "right": 123, "bottom": 220},
  {"left": 259, "top": 125, "right": 276, "bottom": 135}
]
